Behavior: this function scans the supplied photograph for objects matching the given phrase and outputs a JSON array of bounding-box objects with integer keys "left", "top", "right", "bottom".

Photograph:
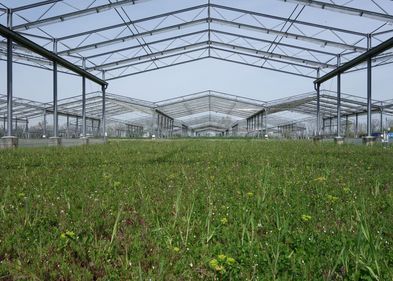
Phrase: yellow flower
[
  {"left": 226, "top": 257, "right": 236, "bottom": 265},
  {"left": 214, "top": 265, "right": 224, "bottom": 272},
  {"left": 220, "top": 217, "right": 228, "bottom": 225},
  {"left": 209, "top": 259, "right": 219, "bottom": 269},
  {"left": 301, "top": 215, "right": 312, "bottom": 222},
  {"left": 343, "top": 187, "right": 350, "bottom": 193},
  {"left": 173, "top": 247, "right": 180, "bottom": 252},
  {"left": 61, "top": 230, "right": 76, "bottom": 240},
  {"left": 327, "top": 195, "right": 339, "bottom": 203},
  {"left": 217, "top": 254, "right": 226, "bottom": 262},
  {"left": 247, "top": 192, "right": 254, "bottom": 197}
]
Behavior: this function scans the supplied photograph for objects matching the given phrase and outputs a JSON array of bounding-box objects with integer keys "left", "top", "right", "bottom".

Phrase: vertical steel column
[
  {"left": 82, "top": 59, "right": 86, "bottom": 137},
  {"left": 3, "top": 115, "right": 5, "bottom": 134},
  {"left": 91, "top": 119, "right": 94, "bottom": 136},
  {"left": 380, "top": 109, "right": 383, "bottom": 132},
  {"left": 265, "top": 109, "right": 268, "bottom": 137},
  {"left": 76, "top": 117, "right": 79, "bottom": 136},
  {"left": 43, "top": 110, "right": 47, "bottom": 137},
  {"left": 355, "top": 113, "right": 358, "bottom": 138},
  {"left": 316, "top": 83, "right": 321, "bottom": 136},
  {"left": 336, "top": 55, "right": 341, "bottom": 137},
  {"left": 208, "top": 0, "right": 211, "bottom": 56},
  {"left": 6, "top": 10, "right": 13, "bottom": 137},
  {"left": 366, "top": 35, "right": 372, "bottom": 137},
  {"left": 25, "top": 118, "right": 29, "bottom": 139},
  {"left": 316, "top": 68, "right": 321, "bottom": 136},
  {"left": 53, "top": 39, "right": 58, "bottom": 137},
  {"left": 66, "top": 115, "right": 70, "bottom": 138},
  {"left": 345, "top": 115, "right": 349, "bottom": 137},
  {"left": 102, "top": 71, "right": 106, "bottom": 139}
]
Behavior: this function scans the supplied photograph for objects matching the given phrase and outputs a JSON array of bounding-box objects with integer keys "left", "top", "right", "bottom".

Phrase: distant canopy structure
[{"left": 1, "top": 0, "right": 393, "bottom": 142}]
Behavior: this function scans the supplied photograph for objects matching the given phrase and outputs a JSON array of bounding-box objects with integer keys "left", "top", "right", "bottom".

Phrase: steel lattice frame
[{"left": 1, "top": 0, "right": 393, "bottom": 137}]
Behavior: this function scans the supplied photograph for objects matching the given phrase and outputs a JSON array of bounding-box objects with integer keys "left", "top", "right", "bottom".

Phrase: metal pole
[
  {"left": 25, "top": 118, "right": 29, "bottom": 139},
  {"left": 316, "top": 68, "right": 321, "bottom": 136},
  {"left": 355, "top": 113, "right": 358, "bottom": 138},
  {"left": 75, "top": 116, "right": 79, "bottom": 136},
  {"left": 6, "top": 28, "right": 13, "bottom": 136},
  {"left": 345, "top": 115, "right": 349, "bottom": 137},
  {"left": 316, "top": 83, "right": 321, "bottom": 136},
  {"left": 380, "top": 109, "right": 383, "bottom": 132},
  {"left": 337, "top": 55, "right": 341, "bottom": 138},
  {"left": 102, "top": 71, "right": 106, "bottom": 139},
  {"left": 53, "top": 39, "right": 58, "bottom": 137},
  {"left": 82, "top": 58, "right": 87, "bottom": 137},
  {"left": 265, "top": 109, "right": 268, "bottom": 137},
  {"left": 208, "top": 0, "right": 211, "bottom": 56},
  {"left": 367, "top": 34, "right": 372, "bottom": 137},
  {"left": 66, "top": 115, "right": 70, "bottom": 138},
  {"left": 43, "top": 110, "right": 47, "bottom": 137}
]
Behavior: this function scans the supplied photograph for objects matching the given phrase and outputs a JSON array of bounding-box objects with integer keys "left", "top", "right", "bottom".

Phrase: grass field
[{"left": 1, "top": 140, "right": 393, "bottom": 280}]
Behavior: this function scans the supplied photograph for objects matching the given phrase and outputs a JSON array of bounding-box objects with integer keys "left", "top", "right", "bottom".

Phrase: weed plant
[{"left": 0, "top": 140, "right": 393, "bottom": 280}]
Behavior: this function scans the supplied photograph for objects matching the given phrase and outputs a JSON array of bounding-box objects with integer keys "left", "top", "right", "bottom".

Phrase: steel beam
[
  {"left": 13, "top": 0, "right": 149, "bottom": 31},
  {"left": 210, "top": 42, "right": 333, "bottom": 68},
  {"left": 211, "top": 18, "right": 366, "bottom": 52},
  {"left": 56, "top": 4, "right": 208, "bottom": 42},
  {"left": 211, "top": 29, "right": 337, "bottom": 57},
  {"left": 106, "top": 56, "right": 209, "bottom": 81},
  {"left": 277, "top": 0, "right": 393, "bottom": 23},
  {"left": 0, "top": 24, "right": 107, "bottom": 86},
  {"left": 11, "top": 1, "right": 62, "bottom": 12},
  {"left": 57, "top": 19, "right": 208, "bottom": 55},
  {"left": 315, "top": 36, "right": 393, "bottom": 85},
  {"left": 210, "top": 56, "right": 315, "bottom": 79},
  {"left": 211, "top": 3, "right": 366, "bottom": 37},
  {"left": 88, "top": 42, "right": 208, "bottom": 71},
  {"left": 85, "top": 30, "right": 208, "bottom": 60}
]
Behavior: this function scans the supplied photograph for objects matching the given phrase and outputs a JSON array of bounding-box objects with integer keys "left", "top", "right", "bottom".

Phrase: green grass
[{"left": 1, "top": 140, "right": 393, "bottom": 280}]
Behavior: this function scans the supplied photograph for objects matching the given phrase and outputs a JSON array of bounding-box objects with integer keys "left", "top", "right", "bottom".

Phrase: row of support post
[
  {"left": 1, "top": 13, "right": 107, "bottom": 148},
  {"left": 246, "top": 109, "right": 268, "bottom": 137},
  {"left": 314, "top": 34, "right": 379, "bottom": 145},
  {"left": 116, "top": 125, "right": 143, "bottom": 138},
  {"left": 153, "top": 110, "right": 174, "bottom": 138}
]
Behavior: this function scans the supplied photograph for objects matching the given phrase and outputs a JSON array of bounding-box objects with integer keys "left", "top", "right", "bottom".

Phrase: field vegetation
[{"left": 1, "top": 140, "right": 393, "bottom": 280}]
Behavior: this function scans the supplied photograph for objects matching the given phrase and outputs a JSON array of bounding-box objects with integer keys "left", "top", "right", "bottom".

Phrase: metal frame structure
[{"left": 1, "top": 1, "right": 393, "bottom": 143}]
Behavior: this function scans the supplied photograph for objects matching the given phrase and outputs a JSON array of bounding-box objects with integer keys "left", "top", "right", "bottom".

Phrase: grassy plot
[{"left": 0, "top": 140, "right": 393, "bottom": 280}]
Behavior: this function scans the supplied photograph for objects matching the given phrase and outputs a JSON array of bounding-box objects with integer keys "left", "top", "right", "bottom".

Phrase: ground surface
[{"left": 1, "top": 140, "right": 393, "bottom": 280}]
